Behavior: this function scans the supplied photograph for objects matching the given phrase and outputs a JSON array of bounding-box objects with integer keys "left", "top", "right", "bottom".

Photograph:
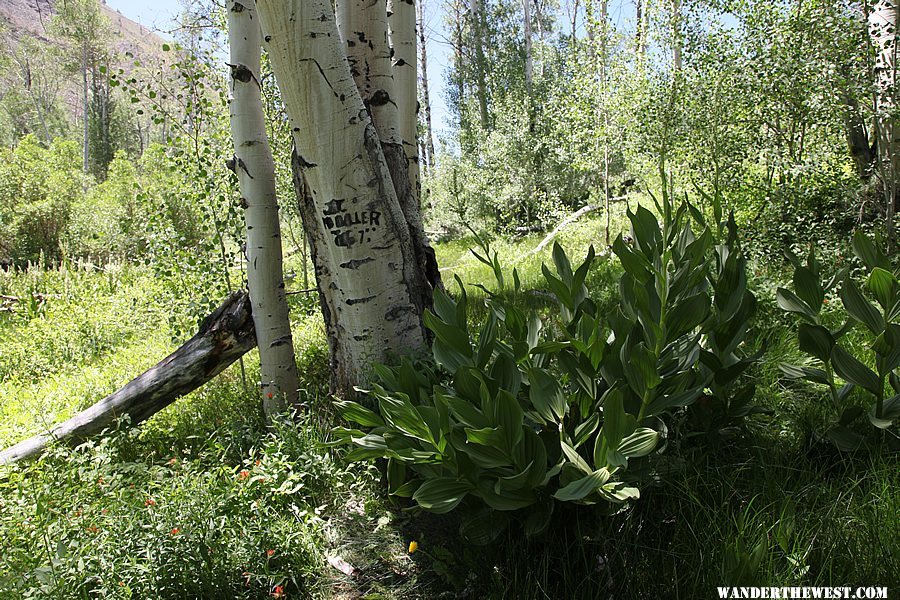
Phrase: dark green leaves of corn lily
[
  {"left": 335, "top": 201, "right": 768, "bottom": 544},
  {"left": 778, "top": 232, "right": 900, "bottom": 450}
]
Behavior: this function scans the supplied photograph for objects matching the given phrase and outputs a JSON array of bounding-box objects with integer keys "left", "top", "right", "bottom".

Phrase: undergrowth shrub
[
  {"left": 337, "top": 197, "right": 768, "bottom": 543},
  {"left": 778, "top": 230, "right": 900, "bottom": 450},
  {"left": 0, "top": 413, "right": 347, "bottom": 599}
]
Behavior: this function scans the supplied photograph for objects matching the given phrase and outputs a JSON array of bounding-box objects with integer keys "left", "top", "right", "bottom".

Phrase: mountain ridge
[{"left": 0, "top": 0, "right": 168, "bottom": 58}]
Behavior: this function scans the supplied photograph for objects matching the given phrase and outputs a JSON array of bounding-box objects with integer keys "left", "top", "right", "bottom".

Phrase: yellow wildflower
[{"left": 408, "top": 541, "right": 418, "bottom": 554}]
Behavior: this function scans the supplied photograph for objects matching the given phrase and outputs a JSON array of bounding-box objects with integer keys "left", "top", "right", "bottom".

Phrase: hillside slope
[{"left": 0, "top": 0, "right": 167, "bottom": 58}]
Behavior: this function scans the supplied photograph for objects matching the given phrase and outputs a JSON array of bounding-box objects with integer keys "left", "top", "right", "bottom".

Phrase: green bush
[
  {"left": 337, "top": 199, "right": 766, "bottom": 543},
  {"left": 778, "top": 231, "right": 900, "bottom": 450},
  {"left": 0, "top": 136, "right": 84, "bottom": 267}
]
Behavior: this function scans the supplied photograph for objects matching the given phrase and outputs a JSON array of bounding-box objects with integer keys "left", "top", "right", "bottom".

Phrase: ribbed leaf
[
  {"left": 776, "top": 288, "right": 816, "bottom": 322},
  {"left": 666, "top": 293, "right": 711, "bottom": 341},
  {"left": 793, "top": 266, "right": 824, "bottom": 312},
  {"left": 797, "top": 324, "right": 834, "bottom": 363},
  {"left": 335, "top": 400, "right": 384, "bottom": 428},
  {"left": 413, "top": 479, "right": 472, "bottom": 514},
  {"left": 840, "top": 278, "right": 883, "bottom": 334},
  {"left": 868, "top": 268, "right": 897, "bottom": 310},
  {"left": 553, "top": 468, "right": 611, "bottom": 501},
  {"left": 831, "top": 346, "right": 882, "bottom": 395},
  {"left": 617, "top": 427, "right": 659, "bottom": 458}
]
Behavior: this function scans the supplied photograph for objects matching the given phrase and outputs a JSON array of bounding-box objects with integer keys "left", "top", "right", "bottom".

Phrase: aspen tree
[
  {"left": 255, "top": 0, "right": 436, "bottom": 394},
  {"left": 226, "top": 0, "right": 300, "bottom": 413}
]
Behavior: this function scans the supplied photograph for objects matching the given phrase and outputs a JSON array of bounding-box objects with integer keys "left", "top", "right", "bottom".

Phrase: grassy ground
[{"left": 0, "top": 206, "right": 897, "bottom": 598}]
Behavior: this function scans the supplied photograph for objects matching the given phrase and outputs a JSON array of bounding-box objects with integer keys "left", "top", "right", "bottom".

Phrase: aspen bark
[
  {"left": 869, "top": 0, "right": 898, "bottom": 250},
  {"left": 339, "top": 0, "right": 439, "bottom": 301},
  {"left": 418, "top": 0, "right": 436, "bottom": 169},
  {"left": 82, "top": 43, "right": 89, "bottom": 174},
  {"left": 387, "top": 0, "right": 421, "bottom": 200},
  {"left": 227, "top": 0, "right": 300, "bottom": 414},
  {"left": 523, "top": 0, "right": 534, "bottom": 95},
  {"left": 671, "top": 0, "right": 682, "bottom": 73},
  {"left": 255, "top": 0, "right": 433, "bottom": 395},
  {"left": 471, "top": 0, "right": 491, "bottom": 129}
]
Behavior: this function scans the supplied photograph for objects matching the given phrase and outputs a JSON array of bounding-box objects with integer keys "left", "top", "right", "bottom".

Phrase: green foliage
[
  {"left": 778, "top": 232, "right": 900, "bottom": 450},
  {"left": 0, "top": 136, "right": 85, "bottom": 266},
  {"left": 0, "top": 412, "right": 350, "bottom": 598},
  {"left": 338, "top": 202, "right": 765, "bottom": 543}
]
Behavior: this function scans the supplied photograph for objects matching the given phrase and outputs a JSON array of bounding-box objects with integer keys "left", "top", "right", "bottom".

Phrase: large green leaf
[
  {"left": 831, "top": 346, "right": 882, "bottom": 395},
  {"left": 335, "top": 400, "right": 384, "bottom": 428},
  {"left": 460, "top": 508, "right": 510, "bottom": 545},
  {"left": 852, "top": 230, "right": 889, "bottom": 271},
  {"left": 528, "top": 367, "right": 567, "bottom": 421},
  {"left": 553, "top": 468, "right": 611, "bottom": 501},
  {"left": 779, "top": 363, "right": 830, "bottom": 385},
  {"left": 560, "top": 440, "right": 592, "bottom": 475},
  {"left": 840, "top": 278, "right": 883, "bottom": 334},
  {"left": 868, "top": 394, "right": 900, "bottom": 429},
  {"left": 873, "top": 324, "right": 900, "bottom": 375},
  {"left": 613, "top": 235, "right": 651, "bottom": 283},
  {"left": 622, "top": 342, "right": 661, "bottom": 398},
  {"left": 552, "top": 241, "right": 574, "bottom": 286},
  {"left": 413, "top": 479, "right": 472, "bottom": 514},
  {"left": 666, "top": 293, "right": 711, "bottom": 342},
  {"left": 573, "top": 412, "right": 600, "bottom": 448},
  {"left": 793, "top": 266, "right": 824, "bottom": 312},
  {"left": 868, "top": 268, "right": 897, "bottom": 311},
  {"left": 493, "top": 389, "right": 524, "bottom": 450},
  {"left": 629, "top": 206, "right": 662, "bottom": 258},
  {"left": 600, "top": 389, "right": 627, "bottom": 444},
  {"left": 776, "top": 288, "right": 816, "bottom": 323},
  {"left": 797, "top": 323, "right": 834, "bottom": 363},
  {"left": 617, "top": 427, "right": 659, "bottom": 458}
]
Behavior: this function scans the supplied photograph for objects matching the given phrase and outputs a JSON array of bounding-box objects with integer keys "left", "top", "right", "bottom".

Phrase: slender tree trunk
[
  {"left": 671, "top": 0, "right": 682, "bottom": 73},
  {"left": 869, "top": 0, "right": 898, "bottom": 251},
  {"left": 635, "top": 0, "right": 643, "bottom": 52},
  {"left": 843, "top": 94, "right": 875, "bottom": 179},
  {"left": 640, "top": 0, "right": 650, "bottom": 58},
  {"left": 387, "top": 0, "right": 421, "bottom": 203},
  {"left": 471, "top": 0, "right": 490, "bottom": 129},
  {"left": 256, "top": 0, "right": 434, "bottom": 395},
  {"left": 523, "top": 0, "right": 533, "bottom": 95},
  {"left": 81, "top": 43, "right": 89, "bottom": 174},
  {"left": 227, "top": 0, "right": 300, "bottom": 414},
  {"left": 20, "top": 56, "right": 52, "bottom": 144},
  {"left": 418, "top": 0, "right": 436, "bottom": 169}
]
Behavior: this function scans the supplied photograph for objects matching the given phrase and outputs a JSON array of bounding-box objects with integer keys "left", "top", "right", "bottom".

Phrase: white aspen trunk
[
  {"left": 471, "top": 0, "right": 491, "bottom": 129},
  {"left": 638, "top": 0, "right": 650, "bottom": 58},
  {"left": 869, "top": 0, "right": 898, "bottom": 251},
  {"left": 635, "top": 0, "right": 643, "bottom": 53},
  {"left": 386, "top": 0, "right": 421, "bottom": 202},
  {"left": 417, "top": 0, "right": 436, "bottom": 169},
  {"left": 82, "top": 43, "right": 89, "bottom": 174},
  {"left": 672, "top": 0, "right": 682, "bottom": 72},
  {"left": 255, "top": 0, "right": 432, "bottom": 395},
  {"left": 227, "top": 0, "right": 300, "bottom": 414},
  {"left": 340, "top": 0, "right": 440, "bottom": 298},
  {"left": 523, "top": 0, "right": 533, "bottom": 95}
]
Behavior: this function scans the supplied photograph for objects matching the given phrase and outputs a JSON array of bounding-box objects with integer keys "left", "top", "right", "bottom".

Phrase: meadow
[{"left": 0, "top": 205, "right": 896, "bottom": 599}]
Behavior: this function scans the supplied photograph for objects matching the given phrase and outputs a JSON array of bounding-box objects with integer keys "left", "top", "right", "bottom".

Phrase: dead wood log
[
  {"left": 0, "top": 290, "right": 256, "bottom": 465},
  {"left": 515, "top": 197, "right": 628, "bottom": 264}
]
